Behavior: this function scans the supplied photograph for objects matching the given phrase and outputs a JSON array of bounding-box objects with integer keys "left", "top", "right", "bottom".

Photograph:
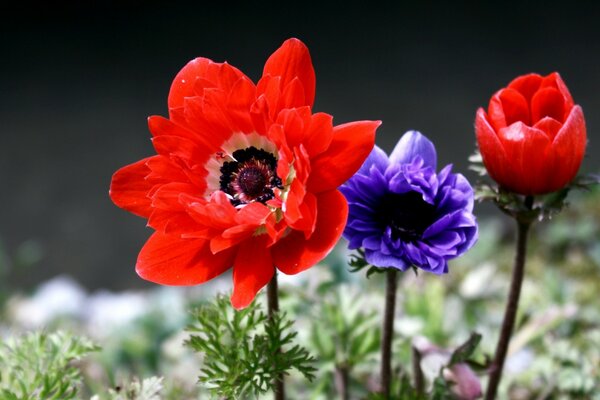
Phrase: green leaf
[
  {"left": 185, "top": 294, "right": 315, "bottom": 398},
  {"left": 0, "top": 331, "right": 98, "bottom": 399},
  {"left": 448, "top": 332, "right": 482, "bottom": 366}
]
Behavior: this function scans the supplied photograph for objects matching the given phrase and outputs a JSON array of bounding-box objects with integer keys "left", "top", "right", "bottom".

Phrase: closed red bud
[{"left": 475, "top": 73, "right": 586, "bottom": 195}]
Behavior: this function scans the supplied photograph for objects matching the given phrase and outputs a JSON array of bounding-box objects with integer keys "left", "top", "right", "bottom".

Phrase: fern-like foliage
[
  {"left": 0, "top": 331, "right": 99, "bottom": 400},
  {"left": 185, "top": 294, "right": 316, "bottom": 399}
]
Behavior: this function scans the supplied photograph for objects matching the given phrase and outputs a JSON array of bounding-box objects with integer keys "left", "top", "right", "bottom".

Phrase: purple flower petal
[
  {"left": 357, "top": 145, "right": 390, "bottom": 176},
  {"left": 341, "top": 131, "right": 478, "bottom": 273},
  {"left": 365, "top": 250, "right": 409, "bottom": 271},
  {"left": 389, "top": 130, "right": 437, "bottom": 170}
]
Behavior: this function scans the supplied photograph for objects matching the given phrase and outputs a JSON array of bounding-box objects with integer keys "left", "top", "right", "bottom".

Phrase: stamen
[
  {"left": 379, "top": 191, "right": 437, "bottom": 242},
  {"left": 219, "top": 146, "right": 282, "bottom": 206}
]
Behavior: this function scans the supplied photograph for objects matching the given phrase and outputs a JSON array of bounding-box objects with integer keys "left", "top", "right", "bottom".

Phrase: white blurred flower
[
  {"left": 8, "top": 275, "right": 86, "bottom": 328},
  {"left": 148, "top": 287, "right": 187, "bottom": 329},
  {"left": 414, "top": 336, "right": 483, "bottom": 400},
  {"left": 85, "top": 290, "right": 147, "bottom": 338},
  {"left": 505, "top": 348, "right": 535, "bottom": 374},
  {"left": 460, "top": 262, "right": 498, "bottom": 299}
]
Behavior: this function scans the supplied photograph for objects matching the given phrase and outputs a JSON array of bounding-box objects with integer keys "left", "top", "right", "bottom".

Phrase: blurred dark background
[{"left": 1, "top": 1, "right": 599, "bottom": 290}]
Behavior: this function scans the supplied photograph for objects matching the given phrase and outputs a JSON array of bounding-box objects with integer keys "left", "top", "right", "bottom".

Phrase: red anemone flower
[
  {"left": 110, "top": 38, "right": 380, "bottom": 309},
  {"left": 475, "top": 72, "right": 586, "bottom": 195}
]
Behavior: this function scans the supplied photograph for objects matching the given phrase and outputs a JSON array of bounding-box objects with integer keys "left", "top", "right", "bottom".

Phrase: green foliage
[
  {"left": 448, "top": 332, "right": 481, "bottom": 367},
  {"left": 348, "top": 249, "right": 418, "bottom": 279},
  {"left": 395, "top": 374, "right": 430, "bottom": 400},
  {"left": 1, "top": 187, "right": 599, "bottom": 398},
  {"left": 185, "top": 294, "right": 316, "bottom": 399},
  {"left": 348, "top": 248, "right": 386, "bottom": 278},
  {"left": 474, "top": 172, "right": 599, "bottom": 223},
  {"left": 468, "top": 150, "right": 486, "bottom": 177},
  {"left": 0, "top": 331, "right": 98, "bottom": 400},
  {"left": 307, "top": 287, "right": 380, "bottom": 398},
  {"left": 411, "top": 333, "right": 484, "bottom": 400},
  {"left": 429, "top": 376, "right": 456, "bottom": 400},
  {"left": 511, "top": 325, "right": 600, "bottom": 398},
  {"left": 403, "top": 279, "right": 447, "bottom": 344}
]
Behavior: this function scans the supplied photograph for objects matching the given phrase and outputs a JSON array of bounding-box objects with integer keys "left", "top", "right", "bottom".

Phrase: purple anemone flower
[{"left": 340, "top": 131, "right": 478, "bottom": 274}]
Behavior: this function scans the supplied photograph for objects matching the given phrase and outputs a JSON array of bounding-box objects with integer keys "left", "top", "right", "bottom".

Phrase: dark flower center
[
  {"left": 379, "top": 191, "right": 437, "bottom": 242},
  {"left": 219, "top": 146, "right": 282, "bottom": 206}
]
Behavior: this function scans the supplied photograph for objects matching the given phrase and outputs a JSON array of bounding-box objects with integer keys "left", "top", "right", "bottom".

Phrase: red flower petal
[
  {"left": 136, "top": 232, "right": 234, "bottom": 285},
  {"left": 293, "top": 191, "right": 318, "bottom": 238},
  {"left": 145, "top": 155, "right": 189, "bottom": 183},
  {"left": 271, "top": 190, "right": 347, "bottom": 275},
  {"left": 276, "top": 107, "right": 312, "bottom": 149},
  {"left": 285, "top": 185, "right": 318, "bottom": 237},
  {"left": 168, "top": 58, "right": 248, "bottom": 111},
  {"left": 226, "top": 76, "right": 257, "bottom": 133},
  {"left": 182, "top": 95, "right": 235, "bottom": 143},
  {"left": 261, "top": 38, "right": 316, "bottom": 109},
  {"left": 231, "top": 235, "right": 274, "bottom": 309},
  {"left": 507, "top": 73, "right": 542, "bottom": 102},
  {"left": 477, "top": 72, "right": 586, "bottom": 195},
  {"left": 148, "top": 208, "right": 199, "bottom": 235},
  {"left": 304, "top": 112, "right": 334, "bottom": 157},
  {"left": 284, "top": 179, "right": 307, "bottom": 224},
  {"left": 148, "top": 116, "right": 217, "bottom": 158},
  {"left": 150, "top": 182, "right": 197, "bottom": 210},
  {"left": 307, "top": 121, "right": 380, "bottom": 193},
  {"left": 202, "top": 87, "right": 248, "bottom": 135},
  {"left": 531, "top": 87, "right": 565, "bottom": 124},
  {"left": 488, "top": 88, "right": 530, "bottom": 130},
  {"left": 497, "top": 122, "right": 551, "bottom": 194},
  {"left": 210, "top": 202, "right": 274, "bottom": 253},
  {"left": 210, "top": 224, "right": 256, "bottom": 254},
  {"left": 151, "top": 135, "right": 208, "bottom": 167},
  {"left": 146, "top": 182, "right": 202, "bottom": 233},
  {"left": 274, "top": 108, "right": 334, "bottom": 158},
  {"left": 548, "top": 105, "right": 587, "bottom": 191},
  {"left": 280, "top": 77, "right": 307, "bottom": 111},
  {"left": 145, "top": 155, "right": 206, "bottom": 189},
  {"left": 110, "top": 157, "right": 154, "bottom": 218},
  {"left": 475, "top": 108, "right": 512, "bottom": 189},
  {"left": 185, "top": 191, "right": 237, "bottom": 233},
  {"left": 541, "top": 72, "right": 574, "bottom": 110},
  {"left": 533, "top": 117, "right": 562, "bottom": 141}
]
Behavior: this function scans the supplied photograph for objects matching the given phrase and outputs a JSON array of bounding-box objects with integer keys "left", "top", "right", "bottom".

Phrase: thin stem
[
  {"left": 485, "top": 212, "right": 532, "bottom": 399},
  {"left": 334, "top": 364, "right": 350, "bottom": 400},
  {"left": 267, "top": 273, "right": 285, "bottom": 400},
  {"left": 411, "top": 345, "right": 425, "bottom": 396},
  {"left": 380, "top": 268, "right": 398, "bottom": 398}
]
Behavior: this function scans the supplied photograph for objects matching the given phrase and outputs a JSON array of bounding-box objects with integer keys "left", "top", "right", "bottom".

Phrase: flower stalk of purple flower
[{"left": 340, "top": 131, "right": 478, "bottom": 395}]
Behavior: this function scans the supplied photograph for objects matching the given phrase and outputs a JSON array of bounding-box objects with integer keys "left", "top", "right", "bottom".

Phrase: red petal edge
[
  {"left": 230, "top": 235, "right": 275, "bottom": 309},
  {"left": 109, "top": 157, "right": 154, "bottom": 218},
  {"left": 136, "top": 231, "right": 234, "bottom": 285},
  {"left": 271, "top": 189, "right": 348, "bottom": 275},
  {"left": 307, "top": 120, "right": 380, "bottom": 193},
  {"left": 475, "top": 108, "right": 511, "bottom": 190},
  {"left": 547, "top": 105, "right": 587, "bottom": 192},
  {"left": 262, "top": 38, "right": 316, "bottom": 109}
]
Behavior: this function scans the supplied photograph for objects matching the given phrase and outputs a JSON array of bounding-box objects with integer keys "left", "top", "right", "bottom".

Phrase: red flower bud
[{"left": 475, "top": 73, "right": 586, "bottom": 195}]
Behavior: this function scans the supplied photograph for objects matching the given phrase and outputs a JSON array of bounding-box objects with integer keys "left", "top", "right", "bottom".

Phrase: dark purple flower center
[
  {"left": 380, "top": 191, "right": 437, "bottom": 242},
  {"left": 219, "top": 146, "right": 282, "bottom": 206}
]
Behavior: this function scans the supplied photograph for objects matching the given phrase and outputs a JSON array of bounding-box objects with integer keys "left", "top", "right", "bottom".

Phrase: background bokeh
[{"left": 2, "top": 1, "right": 599, "bottom": 290}]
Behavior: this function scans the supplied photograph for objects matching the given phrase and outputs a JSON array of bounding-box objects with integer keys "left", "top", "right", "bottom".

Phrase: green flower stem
[
  {"left": 380, "top": 268, "right": 398, "bottom": 398},
  {"left": 411, "top": 345, "right": 425, "bottom": 396},
  {"left": 334, "top": 364, "right": 350, "bottom": 400},
  {"left": 267, "top": 272, "right": 285, "bottom": 400},
  {"left": 485, "top": 197, "right": 533, "bottom": 399}
]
